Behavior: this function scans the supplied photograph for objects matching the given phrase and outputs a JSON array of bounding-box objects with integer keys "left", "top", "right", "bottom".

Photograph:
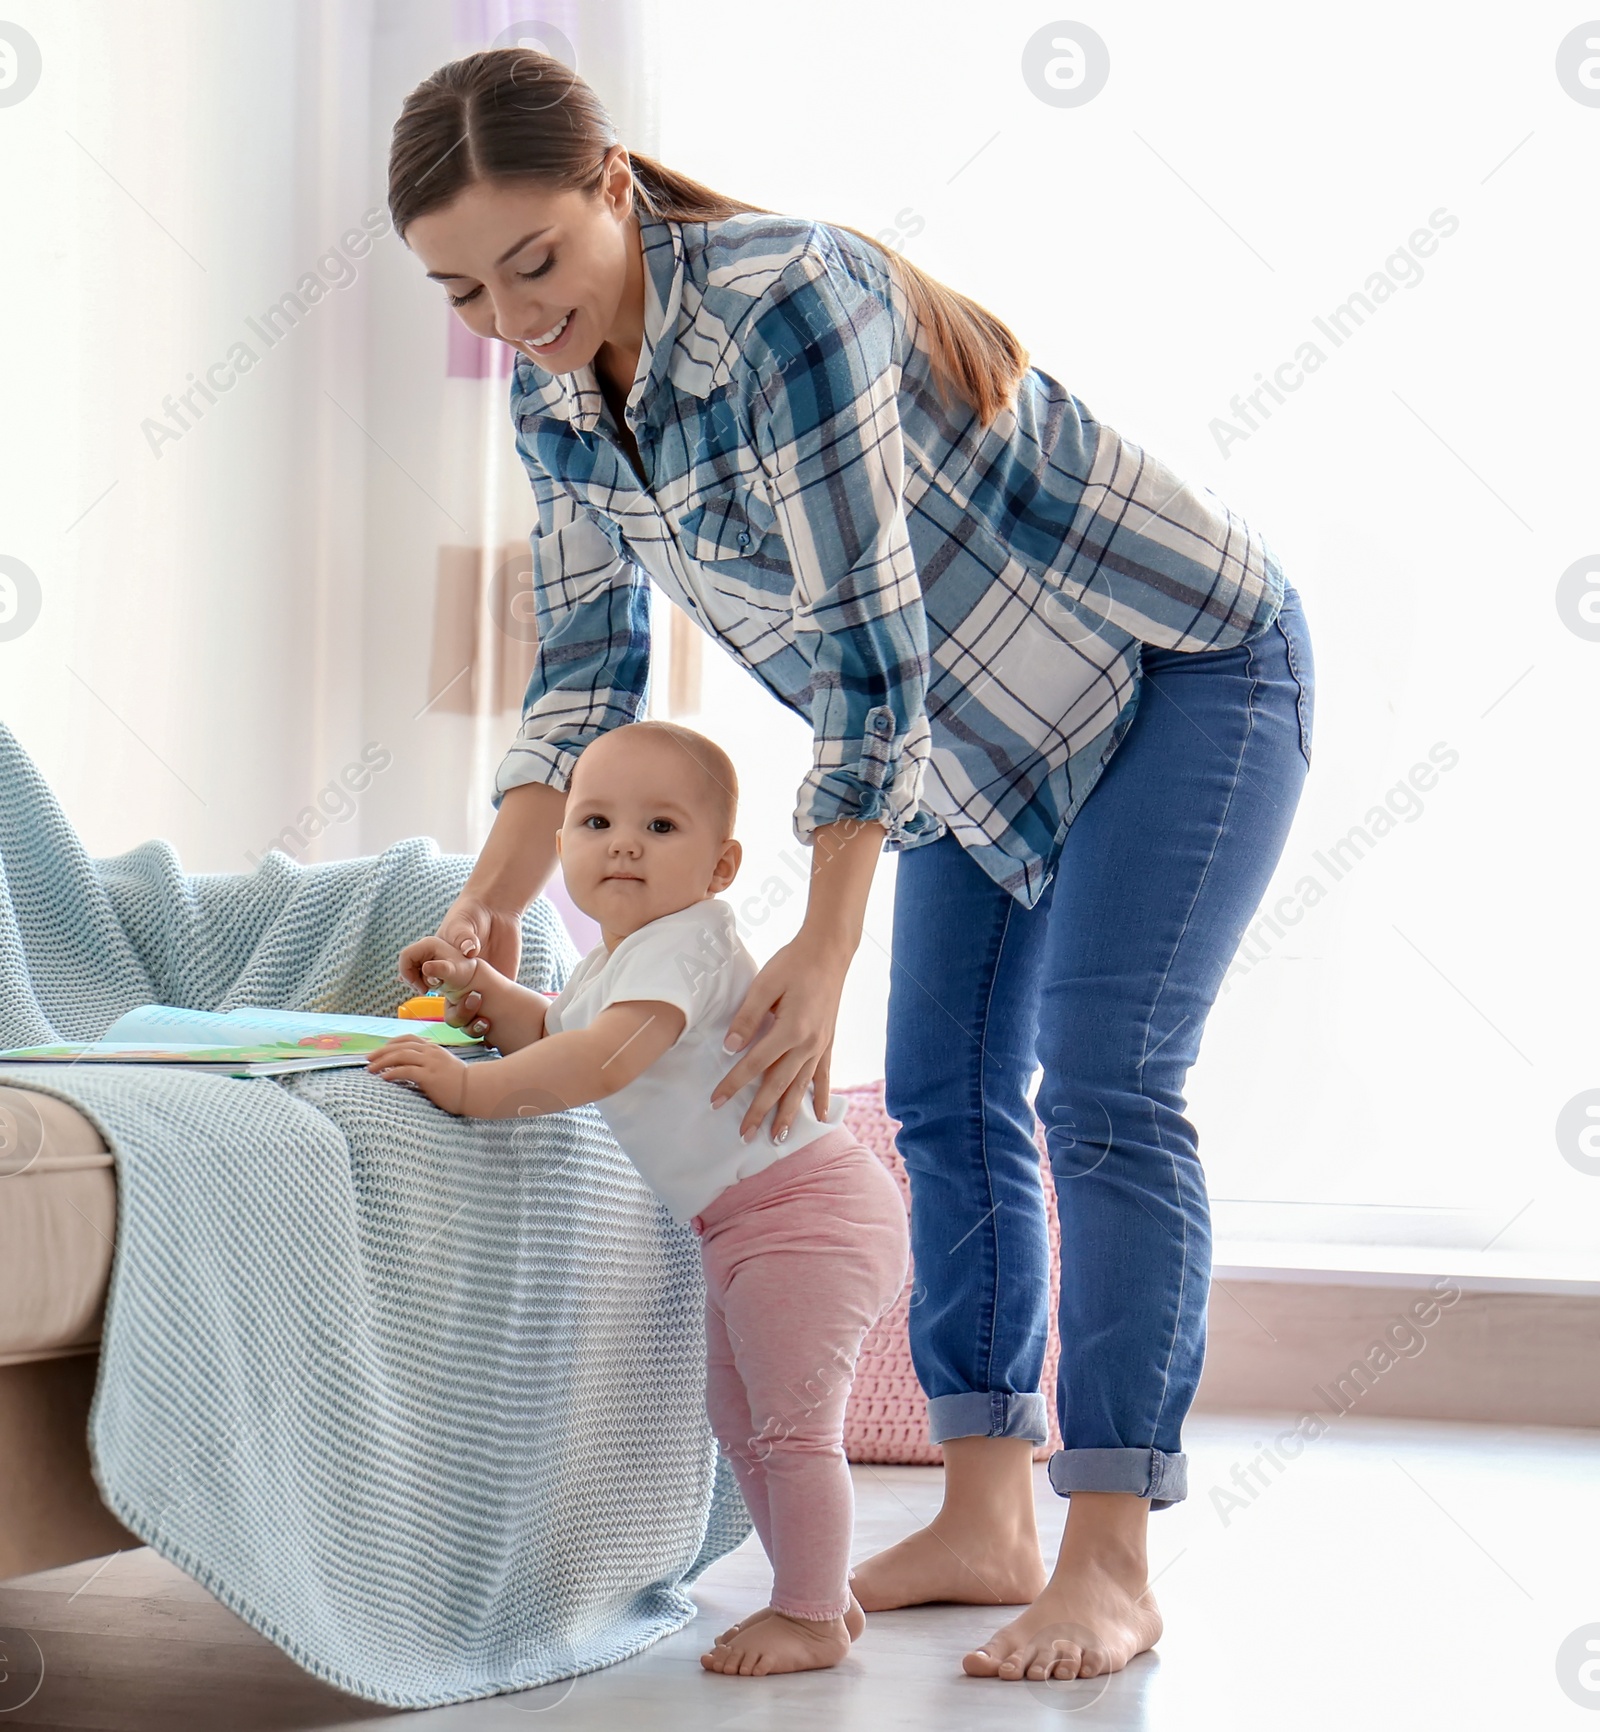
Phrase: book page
[{"left": 100, "top": 1004, "right": 478, "bottom": 1047}]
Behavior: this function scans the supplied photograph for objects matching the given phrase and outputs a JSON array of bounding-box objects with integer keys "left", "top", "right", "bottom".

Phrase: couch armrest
[
  {"left": 0, "top": 1084, "right": 133, "bottom": 1579},
  {"left": 0, "top": 1084, "right": 116, "bottom": 1362}
]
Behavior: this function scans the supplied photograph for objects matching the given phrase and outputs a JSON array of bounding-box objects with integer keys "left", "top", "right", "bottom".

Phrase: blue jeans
[{"left": 884, "top": 586, "right": 1314, "bottom": 1509}]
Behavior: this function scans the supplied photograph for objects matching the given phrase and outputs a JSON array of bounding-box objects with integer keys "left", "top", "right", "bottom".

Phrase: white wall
[{"left": 649, "top": 0, "right": 1600, "bottom": 1263}]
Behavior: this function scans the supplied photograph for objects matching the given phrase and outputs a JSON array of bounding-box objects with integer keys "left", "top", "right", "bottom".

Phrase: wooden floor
[{"left": 2, "top": 1413, "right": 1596, "bottom": 1729}]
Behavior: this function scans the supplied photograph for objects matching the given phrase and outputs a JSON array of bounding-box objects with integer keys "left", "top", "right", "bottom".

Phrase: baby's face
[{"left": 557, "top": 733, "right": 739, "bottom": 941}]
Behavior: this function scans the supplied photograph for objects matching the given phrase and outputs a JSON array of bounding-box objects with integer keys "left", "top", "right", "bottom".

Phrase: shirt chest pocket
[{"left": 674, "top": 482, "right": 782, "bottom": 567}]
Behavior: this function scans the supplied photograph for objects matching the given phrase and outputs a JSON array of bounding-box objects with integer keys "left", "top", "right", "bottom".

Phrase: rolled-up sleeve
[
  {"left": 491, "top": 455, "right": 652, "bottom": 811},
  {"left": 740, "top": 244, "right": 936, "bottom": 849}
]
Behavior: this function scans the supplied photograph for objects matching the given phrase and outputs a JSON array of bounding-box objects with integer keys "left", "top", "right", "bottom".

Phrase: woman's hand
[
  {"left": 711, "top": 814, "right": 885, "bottom": 1143},
  {"left": 710, "top": 932, "right": 850, "bottom": 1143},
  {"left": 399, "top": 895, "right": 522, "bottom": 1039},
  {"left": 407, "top": 935, "right": 482, "bottom": 1012}
]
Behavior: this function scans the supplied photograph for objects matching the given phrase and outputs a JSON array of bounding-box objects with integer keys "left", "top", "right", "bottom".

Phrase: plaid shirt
[{"left": 495, "top": 209, "right": 1285, "bottom": 906}]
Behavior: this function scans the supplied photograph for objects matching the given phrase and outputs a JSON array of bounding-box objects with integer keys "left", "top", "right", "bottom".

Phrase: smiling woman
[
  {"left": 386, "top": 42, "right": 1311, "bottom": 1687},
  {"left": 406, "top": 165, "right": 653, "bottom": 483},
  {"left": 389, "top": 53, "right": 1025, "bottom": 422},
  {"left": 421, "top": 195, "right": 603, "bottom": 357}
]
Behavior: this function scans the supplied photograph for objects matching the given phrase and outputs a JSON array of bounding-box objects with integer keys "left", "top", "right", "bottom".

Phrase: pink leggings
[{"left": 691, "top": 1127, "right": 909, "bottom": 1621}]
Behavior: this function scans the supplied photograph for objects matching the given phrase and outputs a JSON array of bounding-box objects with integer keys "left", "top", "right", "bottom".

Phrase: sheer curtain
[
  {"left": 0, "top": 1, "right": 664, "bottom": 962},
  {"left": 403, "top": 0, "right": 694, "bottom": 945},
  {"left": 366, "top": 0, "right": 698, "bottom": 947},
  {"left": 2, "top": 0, "right": 378, "bottom": 876}
]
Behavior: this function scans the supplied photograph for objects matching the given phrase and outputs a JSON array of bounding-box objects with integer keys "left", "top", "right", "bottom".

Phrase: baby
[{"left": 365, "top": 719, "right": 908, "bottom": 1677}]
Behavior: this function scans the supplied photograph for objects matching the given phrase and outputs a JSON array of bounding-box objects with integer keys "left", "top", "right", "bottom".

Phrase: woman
[{"left": 391, "top": 48, "right": 1313, "bottom": 1685}]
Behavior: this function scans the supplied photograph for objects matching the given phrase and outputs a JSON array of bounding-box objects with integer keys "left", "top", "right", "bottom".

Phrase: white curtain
[
  {"left": 0, "top": 0, "right": 665, "bottom": 924},
  {"left": 3, "top": 0, "right": 380, "bottom": 875},
  {"left": 401, "top": 0, "right": 676, "bottom": 946}
]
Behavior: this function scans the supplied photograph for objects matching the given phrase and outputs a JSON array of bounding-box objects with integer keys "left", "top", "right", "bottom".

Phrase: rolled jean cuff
[
  {"left": 926, "top": 1390, "right": 1049, "bottom": 1447},
  {"left": 1047, "top": 1447, "right": 1188, "bottom": 1510}
]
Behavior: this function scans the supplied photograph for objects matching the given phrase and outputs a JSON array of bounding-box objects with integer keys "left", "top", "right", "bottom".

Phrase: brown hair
[{"left": 388, "top": 48, "right": 1029, "bottom": 427}]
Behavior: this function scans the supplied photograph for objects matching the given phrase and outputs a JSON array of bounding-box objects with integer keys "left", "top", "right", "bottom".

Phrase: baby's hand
[
  {"left": 366, "top": 1035, "right": 472, "bottom": 1115},
  {"left": 409, "top": 935, "right": 478, "bottom": 999},
  {"left": 406, "top": 936, "right": 494, "bottom": 1035}
]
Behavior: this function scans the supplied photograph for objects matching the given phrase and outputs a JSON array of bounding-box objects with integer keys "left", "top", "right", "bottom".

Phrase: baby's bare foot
[
  {"left": 849, "top": 1518, "right": 1046, "bottom": 1612},
  {"left": 714, "top": 1593, "right": 864, "bottom": 1649},
  {"left": 700, "top": 1609, "right": 852, "bottom": 1676},
  {"left": 962, "top": 1552, "right": 1161, "bottom": 1682}
]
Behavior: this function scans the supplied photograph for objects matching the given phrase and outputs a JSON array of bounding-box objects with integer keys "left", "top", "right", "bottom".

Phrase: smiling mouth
[{"left": 524, "top": 309, "right": 574, "bottom": 353}]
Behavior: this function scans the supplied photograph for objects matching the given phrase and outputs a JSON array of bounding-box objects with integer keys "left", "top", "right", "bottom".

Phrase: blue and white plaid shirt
[{"left": 495, "top": 208, "right": 1285, "bottom": 906}]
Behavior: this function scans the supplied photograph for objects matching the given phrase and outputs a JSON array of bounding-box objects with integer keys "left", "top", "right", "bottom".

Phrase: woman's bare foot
[
  {"left": 964, "top": 1491, "right": 1161, "bottom": 1682},
  {"left": 700, "top": 1610, "right": 852, "bottom": 1676},
  {"left": 714, "top": 1593, "right": 864, "bottom": 1649},
  {"left": 849, "top": 1518, "right": 1046, "bottom": 1610},
  {"left": 848, "top": 1436, "right": 1047, "bottom": 1611}
]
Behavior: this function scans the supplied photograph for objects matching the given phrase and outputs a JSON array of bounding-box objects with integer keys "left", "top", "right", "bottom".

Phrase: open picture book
[{"left": 0, "top": 1003, "right": 491, "bottom": 1078}]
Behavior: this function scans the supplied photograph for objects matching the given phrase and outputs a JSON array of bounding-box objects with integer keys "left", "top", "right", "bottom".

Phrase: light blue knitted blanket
[{"left": 0, "top": 722, "right": 747, "bottom": 1707}]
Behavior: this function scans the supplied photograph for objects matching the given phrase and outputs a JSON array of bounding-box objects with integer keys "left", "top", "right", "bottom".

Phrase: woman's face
[{"left": 403, "top": 148, "right": 638, "bottom": 373}]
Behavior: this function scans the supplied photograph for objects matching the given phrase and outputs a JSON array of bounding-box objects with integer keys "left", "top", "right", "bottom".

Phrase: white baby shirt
[{"left": 543, "top": 896, "right": 846, "bottom": 1222}]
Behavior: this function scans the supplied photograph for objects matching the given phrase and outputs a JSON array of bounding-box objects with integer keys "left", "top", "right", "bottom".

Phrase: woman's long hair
[{"left": 388, "top": 48, "right": 1028, "bottom": 428}]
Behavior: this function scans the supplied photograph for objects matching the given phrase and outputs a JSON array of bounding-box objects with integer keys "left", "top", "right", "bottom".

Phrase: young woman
[{"left": 390, "top": 48, "right": 1313, "bottom": 1686}]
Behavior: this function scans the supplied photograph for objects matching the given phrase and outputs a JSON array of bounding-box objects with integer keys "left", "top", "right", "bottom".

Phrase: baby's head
[{"left": 556, "top": 721, "right": 742, "bottom": 942}]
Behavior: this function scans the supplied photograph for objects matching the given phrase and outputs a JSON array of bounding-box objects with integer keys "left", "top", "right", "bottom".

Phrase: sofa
[
  {"left": 0, "top": 1082, "right": 138, "bottom": 1578},
  {"left": 0, "top": 1071, "right": 1059, "bottom": 1584}
]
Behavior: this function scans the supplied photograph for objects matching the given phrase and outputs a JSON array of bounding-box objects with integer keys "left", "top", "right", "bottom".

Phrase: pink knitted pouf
[{"left": 837, "top": 1080, "right": 1063, "bottom": 1465}]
